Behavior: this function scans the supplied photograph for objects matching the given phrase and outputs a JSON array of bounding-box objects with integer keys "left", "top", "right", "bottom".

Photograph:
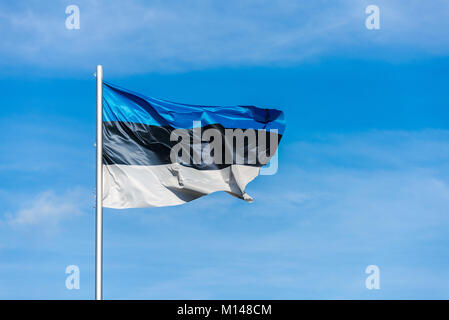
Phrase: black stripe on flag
[{"left": 103, "top": 121, "right": 282, "bottom": 169}]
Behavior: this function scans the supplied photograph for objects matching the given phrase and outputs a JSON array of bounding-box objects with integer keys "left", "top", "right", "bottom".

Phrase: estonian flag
[{"left": 102, "top": 82, "right": 285, "bottom": 208}]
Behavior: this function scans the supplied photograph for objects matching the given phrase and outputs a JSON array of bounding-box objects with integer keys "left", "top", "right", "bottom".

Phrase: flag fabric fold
[{"left": 102, "top": 82, "right": 285, "bottom": 209}]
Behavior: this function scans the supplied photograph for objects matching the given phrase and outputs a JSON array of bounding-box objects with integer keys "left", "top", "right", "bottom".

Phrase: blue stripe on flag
[{"left": 102, "top": 82, "right": 285, "bottom": 133}]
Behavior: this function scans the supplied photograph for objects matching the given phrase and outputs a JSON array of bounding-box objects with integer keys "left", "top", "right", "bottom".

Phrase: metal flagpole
[{"left": 96, "top": 65, "right": 103, "bottom": 300}]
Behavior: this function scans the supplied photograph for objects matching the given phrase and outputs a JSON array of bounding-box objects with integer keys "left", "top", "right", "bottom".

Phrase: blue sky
[{"left": 0, "top": 0, "right": 449, "bottom": 299}]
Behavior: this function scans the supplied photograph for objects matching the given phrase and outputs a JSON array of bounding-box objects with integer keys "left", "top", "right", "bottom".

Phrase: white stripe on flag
[{"left": 103, "top": 164, "right": 260, "bottom": 209}]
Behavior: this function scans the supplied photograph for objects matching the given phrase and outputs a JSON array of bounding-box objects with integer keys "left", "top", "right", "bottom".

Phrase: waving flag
[{"left": 101, "top": 82, "right": 285, "bottom": 208}]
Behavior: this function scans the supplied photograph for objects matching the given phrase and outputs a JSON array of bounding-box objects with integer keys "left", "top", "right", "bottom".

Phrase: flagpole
[{"left": 95, "top": 65, "right": 103, "bottom": 300}]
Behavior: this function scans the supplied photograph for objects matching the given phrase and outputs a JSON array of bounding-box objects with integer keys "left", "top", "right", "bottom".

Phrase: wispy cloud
[
  {"left": 4, "top": 188, "right": 88, "bottom": 234},
  {"left": 1, "top": 0, "right": 449, "bottom": 75}
]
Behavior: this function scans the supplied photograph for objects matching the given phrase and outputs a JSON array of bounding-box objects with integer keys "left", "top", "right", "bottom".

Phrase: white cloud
[
  {"left": 1, "top": 0, "right": 449, "bottom": 75},
  {"left": 5, "top": 188, "right": 88, "bottom": 234}
]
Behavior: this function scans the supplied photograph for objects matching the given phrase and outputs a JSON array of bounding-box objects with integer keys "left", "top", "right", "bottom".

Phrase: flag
[{"left": 102, "top": 82, "right": 285, "bottom": 208}]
